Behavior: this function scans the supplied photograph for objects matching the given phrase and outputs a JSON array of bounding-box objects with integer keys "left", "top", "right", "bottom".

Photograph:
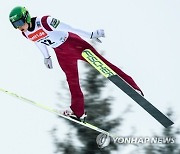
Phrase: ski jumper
[{"left": 22, "top": 16, "right": 143, "bottom": 118}]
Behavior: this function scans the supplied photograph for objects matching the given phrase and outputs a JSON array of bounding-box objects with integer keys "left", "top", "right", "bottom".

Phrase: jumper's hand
[
  {"left": 44, "top": 56, "right": 53, "bottom": 69},
  {"left": 90, "top": 29, "right": 105, "bottom": 43}
]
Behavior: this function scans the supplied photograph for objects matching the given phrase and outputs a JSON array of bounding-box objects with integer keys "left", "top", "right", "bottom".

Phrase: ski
[
  {"left": 82, "top": 49, "right": 174, "bottom": 128},
  {"left": 0, "top": 88, "right": 110, "bottom": 135}
]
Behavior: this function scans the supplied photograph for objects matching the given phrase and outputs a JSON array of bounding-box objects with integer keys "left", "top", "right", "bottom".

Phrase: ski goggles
[{"left": 12, "top": 19, "right": 25, "bottom": 28}]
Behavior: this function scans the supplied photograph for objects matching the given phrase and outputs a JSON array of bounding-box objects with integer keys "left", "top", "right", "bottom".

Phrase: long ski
[
  {"left": 0, "top": 88, "right": 110, "bottom": 135},
  {"left": 82, "top": 49, "right": 174, "bottom": 128}
]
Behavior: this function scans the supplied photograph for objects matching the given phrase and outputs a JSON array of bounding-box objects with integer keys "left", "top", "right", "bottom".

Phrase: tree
[
  {"left": 143, "top": 108, "right": 180, "bottom": 154},
  {"left": 51, "top": 53, "right": 128, "bottom": 154}
]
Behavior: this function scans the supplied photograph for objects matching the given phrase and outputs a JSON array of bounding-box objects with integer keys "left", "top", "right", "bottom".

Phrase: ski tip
[{"left": 164, "top": 121, "right": 174, "bottom": 128}]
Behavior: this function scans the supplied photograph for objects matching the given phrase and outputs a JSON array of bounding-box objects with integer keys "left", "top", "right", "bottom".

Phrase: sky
[{"left": 0, "top": 0, "right": 180, "bottom": 154}]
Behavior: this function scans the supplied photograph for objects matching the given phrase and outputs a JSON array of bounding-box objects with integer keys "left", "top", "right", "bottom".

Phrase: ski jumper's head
[{"left": 9, "top": 6, "right": 31, "bottom": 32}]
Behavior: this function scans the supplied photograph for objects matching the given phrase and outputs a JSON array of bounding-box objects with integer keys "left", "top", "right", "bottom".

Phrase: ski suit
[{"left": 22, "top": 16, "right": 143, "bottom": 118}]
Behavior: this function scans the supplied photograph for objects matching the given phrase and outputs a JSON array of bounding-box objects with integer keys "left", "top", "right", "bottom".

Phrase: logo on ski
[
  {"left": 82, "top": 49, "right": 116, "bottom": 78},
  {"left": 82, "top": 49, "right": 174, "bottom": 128}
]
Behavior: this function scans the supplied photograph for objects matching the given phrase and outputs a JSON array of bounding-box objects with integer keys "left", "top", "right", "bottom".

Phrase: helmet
[{"left": 9, "top": 6, "right": 31, "bottom": 29}]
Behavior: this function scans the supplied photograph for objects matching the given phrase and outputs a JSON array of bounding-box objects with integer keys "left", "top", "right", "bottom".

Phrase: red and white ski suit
[{"left": 23, "top": 16, "right": 143, "bottom": 118}]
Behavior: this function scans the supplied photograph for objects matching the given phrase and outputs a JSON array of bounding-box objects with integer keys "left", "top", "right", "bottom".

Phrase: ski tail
[{"left": 82, "top": 49, "right": 174, "bottom": 128}]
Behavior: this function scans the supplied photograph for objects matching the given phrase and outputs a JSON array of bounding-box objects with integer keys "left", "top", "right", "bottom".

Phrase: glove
[
  {"left": 44, "top": 56, "right": 53, "bottom": 69},
  {"left": 90, "top": 29, "right": 105, "bottom": 43}
]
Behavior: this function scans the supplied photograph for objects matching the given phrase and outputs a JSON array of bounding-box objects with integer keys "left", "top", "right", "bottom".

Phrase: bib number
[{"left": 41, "top": 39, "right": 55, "bottom": 46}]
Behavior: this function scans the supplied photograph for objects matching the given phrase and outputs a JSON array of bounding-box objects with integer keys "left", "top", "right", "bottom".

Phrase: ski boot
[{"left": 63, "top": 108, "right": 87, "bottom": 123}]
